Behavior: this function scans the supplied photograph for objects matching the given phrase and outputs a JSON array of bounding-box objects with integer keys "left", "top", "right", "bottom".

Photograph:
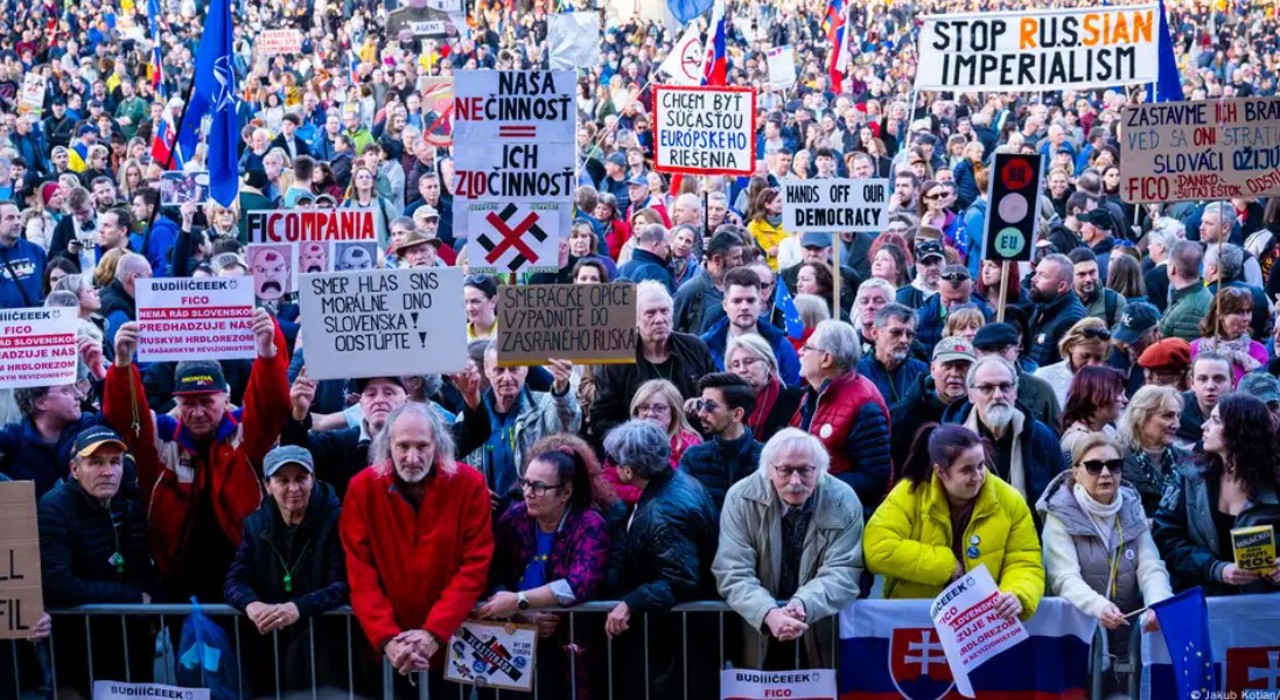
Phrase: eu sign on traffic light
[{"left": 983, "top": 153, "right": 1043, "bottom": 263}]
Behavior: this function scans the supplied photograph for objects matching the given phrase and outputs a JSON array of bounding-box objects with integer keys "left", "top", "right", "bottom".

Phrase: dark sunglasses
[
  {"left": 940, "top": 271, "right": 970, "bottom": 283},
  {"left": 1080, "top": 328, "right": 1112, "bottom": 341},
  {"left": 1079, "top": 459, "right": 1124, "bottom": 476}
]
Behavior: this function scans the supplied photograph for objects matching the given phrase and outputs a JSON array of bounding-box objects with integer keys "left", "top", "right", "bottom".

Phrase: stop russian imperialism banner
[
  {"left": 654, "top": 85, "right": 756, "bottom": 176},
  {"left": 916, "top": 5, "right": 1160, "bottom": 92},
  {"left": 1119, "top": 97, "right": 1280, "bottom": 203}
]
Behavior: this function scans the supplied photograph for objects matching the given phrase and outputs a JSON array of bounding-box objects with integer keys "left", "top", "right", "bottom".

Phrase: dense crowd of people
[{"left": 2, "top": 0, "right": 1280, "bottom": 698}]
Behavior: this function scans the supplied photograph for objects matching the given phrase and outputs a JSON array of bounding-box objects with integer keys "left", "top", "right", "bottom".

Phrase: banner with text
[
  {"left": 94, "top": 682, "right": 210, "bottom": 700},
  {"left": 1119, "top": 97, "right": 1280, "bottom": 203},
  {"left": 445, "top": 620, "right": 536, "bottom": 691},
  {"left": 916, "top": 5, "right": 1160, "bottom": 92},
  {"left": 136, "top": 277, "right": 256, "bottom": 362},
  {"left": 245, "top": 209, "right": 379, "bottom": 245},
  {"left": 654, "top": 85, "right": 756, "bottom": 176},
  {"left": 929, "top": 564, "right": 1029, "bottom": 697},
  {"left": 451, "top": 71, "right": 576, "bottom": 143},
  {"left": 0, "top": 307, "right": 77, "bottom": 390},
  {"left": 297, "top": 267, "right": 467, "bottom": 380},
  {"left": 0, "top": 481, "right": 41, "bottom": 640},
  {"left": 781, "top": 179, "right": 889, "bottom": 233},
  {"left": 766, "top": 46, "right": 797, "bottom": 91},
  {"left": 497, "top": 283, "right": 637, "bottom": 366},
  {"left": 720, "top": 669, "right": 836, "bottom": 700},
  {"left": 259, "top": 29, "right": 303, "bottom": 56}
]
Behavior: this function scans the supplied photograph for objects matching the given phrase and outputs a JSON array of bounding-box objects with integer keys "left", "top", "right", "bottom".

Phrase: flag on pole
[
  {"left": 1149, "top": 587, "right": 1216, "bottom": 699},
  {"left": 150, "top": 116, "right": 183, "bottom": 169},
  {"left": 825, "top": 0, "right": 851, "bottom": 93},
  {"left": 774, "top": 276, "right": 804, "bottom": 339},
  {"left": 1148, "top": 0, "right": 1185, "bottom": 103},
  {"left": 147, "top": 0, "right": 166, "bottom": 98},
  {"left": 699, "top": 0, "right": 726, "bottom": 86},
  {"left": 177, "top": 0, "right": 238, "bottom": 206}
]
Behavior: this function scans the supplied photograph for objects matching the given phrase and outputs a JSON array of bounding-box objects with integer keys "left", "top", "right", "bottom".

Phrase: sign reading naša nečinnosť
[
  {"left": 1118, "top": 97, "right": 1280, "bottom": 203},
  {"left": 245, "top": 209, "right": 379, "bottom": 245},
  {"left": 916, "top": 5, "right": 1159, "bottom": 92},
  {"left": 781, "top": 179, "right": 889, "bottom": 233},
  {"left": 496, "top": 283, "right": 637, "bottom": 367},
  {"left": 654, "top": 85, "right": 756, "bottom": 176}
]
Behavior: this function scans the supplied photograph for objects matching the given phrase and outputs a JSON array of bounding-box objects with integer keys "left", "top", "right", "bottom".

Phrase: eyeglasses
[
  {"left": 518, "top": 478, "right": 565, "bottom": 497},
  {"left": 729, "top": 356, "right": 760, "bottom": 371},
  {"left": 973, "top": 382, "right": 1015, "bottom": 396},
  {"left": 635, "top": 402, "right": 671, "bottom": 416},
  {"left": 924, "top": 192, "right": 944, "bottom": 200},
  {"left": 939, "top": 271, "right": 970, "bottom": 283},
  {"left": 773, "top": 464, "right": 817, "bottom": 479},
  {"left": 800, "top": 343, "right": 828, "bottom": 355},
  {"left": 693, "top": 398, "right": 721, "bottom": 413},
  {"left": 1080, "top": 328, "right": 1112, "bottom": 341},
  {"left": 1079, "top": 459, "right": 1124, "bottom": 476}
]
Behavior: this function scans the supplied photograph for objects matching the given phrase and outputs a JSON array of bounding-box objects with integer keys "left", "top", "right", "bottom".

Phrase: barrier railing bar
[
  {"left": 234, "top": 616, "right": 244, "bottom": 700},
  {"left": 85, "top": 614, "right": 95, "bottom": 688},
  {"left": 309, "top": 617, "right": 318, "bottom": 700}
]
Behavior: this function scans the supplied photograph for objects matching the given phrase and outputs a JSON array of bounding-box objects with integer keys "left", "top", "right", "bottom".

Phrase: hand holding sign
[
  {"left": 252, "top": 307, "right": 277, "bottom": 358},
  {"left": 114, "top": 322, "right": 140, "bottom": 368},
  {"left": 547, "top": 358, "right": 572, "bottom": 394},
  {"left": 77, "top": 335, "right": 106, "bottom": 381},
  {"left": 290, "top": 369, "right": 317, "bottom": 421}
]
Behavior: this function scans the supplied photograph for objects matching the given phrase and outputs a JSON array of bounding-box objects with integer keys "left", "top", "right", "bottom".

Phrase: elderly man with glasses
[{"left": 941, "top": 356, "right": 1064, "bottom": 508}]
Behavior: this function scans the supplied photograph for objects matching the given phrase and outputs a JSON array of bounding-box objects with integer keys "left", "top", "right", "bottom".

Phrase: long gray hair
[{"left": 369, "top": 401, "right": 457, "bottom": 476}]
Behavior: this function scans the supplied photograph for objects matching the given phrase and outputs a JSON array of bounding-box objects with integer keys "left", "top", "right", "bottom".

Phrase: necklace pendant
[{"left": 283, "top": 573, "right": 293, "bottom": 593}]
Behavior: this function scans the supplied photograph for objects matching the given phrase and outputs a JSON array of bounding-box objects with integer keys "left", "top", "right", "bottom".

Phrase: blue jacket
[
  {"left": 915, "top": 293, "right": 994, "bottom": 353},
  {"left": 960, "top": 198, "right": 987, "bottom": 279},
  {"left": 701, "top": 317, "right": 801, "bottom": 387},
  {"left": 0, "top": 413, "right": 104, "bottom": 497},
  {"left": 856, "top": 354, "right": 929, "bottom": 406},
  {"left": 143, "top": 216, "right": 180, "bottom": 277},
  {"left": 940, "top": 399, "right": 1064, "bottom": 508},
  {"left": 0, "top": 237, "right": 47, "bottom": 309},
  {"left": 617, "top": 248, "right": 674, "bottom": 293}
]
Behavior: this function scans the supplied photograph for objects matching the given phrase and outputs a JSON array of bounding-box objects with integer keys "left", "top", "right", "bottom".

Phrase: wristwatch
[{"left": 517, "top": 592, "right": 530, "bottom": 611}]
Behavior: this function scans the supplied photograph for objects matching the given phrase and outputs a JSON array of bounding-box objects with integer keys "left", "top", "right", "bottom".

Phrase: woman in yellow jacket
[
  {"left": 865, "top": 423, "right": 1045, "bottom": 621},
  {"left": 746, "top": 187, "right": 788, "bottom": 271}
]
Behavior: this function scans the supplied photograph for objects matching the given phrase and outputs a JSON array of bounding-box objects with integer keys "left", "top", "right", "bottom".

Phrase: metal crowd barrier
[{"left": 0, "top": 602, "right": 1130, "bottom": 700}]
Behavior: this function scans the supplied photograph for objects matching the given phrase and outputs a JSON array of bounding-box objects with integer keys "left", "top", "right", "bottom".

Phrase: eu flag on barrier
[
  {"left": 1151, "top": 587, "right": 1216, "bottom": 700},
  {"left": 774, "top": 277, "right": 804, "bottom": 339},
  {"left": 1147, "top": 0, "right": 1185, "bottom": 103},
  {"left": 177, "top": 0, "right": 238, "bottom": 206}
]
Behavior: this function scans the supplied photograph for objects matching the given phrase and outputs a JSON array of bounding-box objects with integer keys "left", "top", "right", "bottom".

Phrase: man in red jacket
[
  {"left": 105, "top": 309, "right": 289, "bottom": 601},
  {"left": 340, "top": 401, "right": 493, "bottom": 696}
]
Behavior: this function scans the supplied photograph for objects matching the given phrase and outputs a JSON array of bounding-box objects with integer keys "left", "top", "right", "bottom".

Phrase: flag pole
[{"left": 145, "top": 55, "right": 200, "bottom": 236}]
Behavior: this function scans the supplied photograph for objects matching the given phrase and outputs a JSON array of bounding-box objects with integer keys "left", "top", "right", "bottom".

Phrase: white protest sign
[
  {"left": 245, "top": 209, "right": 379, "bottom": 245},
  {"left": 136, "top": 277, "right": 256, "bottom": 363},
  {"left": 18, "top": 73, "right": 45, "bottom": 116},
  {"left": 916, "top": 5, "right": 1160, "bottom": 92},
  {"left": 0, "top": 307, "right": 77, "bottom": 390},
  {"left": 259, "top": 29, "right": 303, "bottom": 56},
  {"left": 451, "top": 70, "right": 576, "bottom": 144},
  {"left": 444, "top": 620, "right": 537, "bottom": 691},
  {"left": 660, "top": 23, "right": 703, "bottom": 86},
  {"left": 1119, "top": 97, "right": 1280, "bottom": 203},
  {"left": 654, "top": 85, "right": 756, "bottom": 176},
  {"left": 929, "top": 564, "right": 1028, "bottom": 697},
  {"left": 463, "top": 202, "right": 564, "bottom": 274},
  {"left": 719, "top": 669, "right": 836, "bottom": 699},
  {"left": 297, "top": 267, "right": 467, "bottom": 380},
  {"left": 766, "top": 46, "right": 797, "bottom": 91},
  {"left": 94, "top": 681, "right": 210, "bottom": 700},
  {"left": 781, "top": 178, "right": 889, "bottom": 233}
]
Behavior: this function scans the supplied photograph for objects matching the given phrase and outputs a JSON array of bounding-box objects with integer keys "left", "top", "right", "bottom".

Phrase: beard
[
  {"left": 1028, "top": 285, "right": 1058, "bottom": 304},
  {"left": 395, "top": 461, "right": 429, "bottom": 483},
  {"left": 982, "top": 402, "right": 1015, "bottom": 431}
]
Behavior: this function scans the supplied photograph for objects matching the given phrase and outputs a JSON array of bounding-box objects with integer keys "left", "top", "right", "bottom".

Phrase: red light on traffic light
[{"left": 1000, "top": 158, "right": 1033, "bottom": 190}]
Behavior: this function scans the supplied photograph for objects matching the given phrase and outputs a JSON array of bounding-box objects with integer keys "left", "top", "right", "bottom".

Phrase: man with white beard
[
  {"left": 940, "top": 356, "right": 1064, "bottom": 509},
  {"left": 340, "top": 402, "right": 493, "bottom": 695}
]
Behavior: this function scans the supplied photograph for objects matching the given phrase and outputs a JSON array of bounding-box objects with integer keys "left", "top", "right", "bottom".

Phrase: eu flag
[
  {"left": 1147, "top": 0, "right": 1185, "bottom": 103},
  {"left": 1151, "top": 587, "right": 1216, "bottom": 699},
  {"left": 774, "top": 276, "right": 804, "bottom": 339},
  {"left": 178, "top": 0, "right": 238, "bottom": 206}
]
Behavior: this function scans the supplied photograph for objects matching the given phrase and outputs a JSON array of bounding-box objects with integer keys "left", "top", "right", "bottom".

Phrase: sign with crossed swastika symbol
[{"left": 466, "top": 203, "right": 561, "bottom": 274}]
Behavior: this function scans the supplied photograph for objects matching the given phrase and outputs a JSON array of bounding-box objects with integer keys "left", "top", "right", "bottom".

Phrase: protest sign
[
  {"left": 94, "top": 682, "right": 210, "bottom": 700},
  {"left": 496, "top": 283, "right": 637, "bottom": 366},
  {"left": 297, "top": 267, "right": 467, "bottom": 380},
  {"left": 0, "top": 481, "right": 41, "bottom": 641},
  {"left": 18, "top": 73, "right": 45, "bottom": 117},
  {"left": 259, "top": 29, "right": 303, "bottom": 56},
  {"left": 654, "top": 85, "right": 756, "bottom": 175},
  {"left": 463, "top": 203, "right": 563, "bottom": 274},
  {"left": 929, "top": 564, "right": 1029, "bottom": 697},
  {"left": 158, "top": 171, "right": 210, "bottom": 205},
  {"left": 766, "top": 46, "right": 797, "bottom": 91},
  {"left": 332, "top": 241, "right": 378, "bottom": 271},
  {"left": 444, "top": 620, "right": 537, "bottom": 692},
  {"left": 720, "top": 669, "right": 836, "bottom": 700},
  {"left": 1118, "top": 97, "right": 1280, "bottom": 203},
  {"left": 451, "top": 71, "right": 576, "bottom": 143},
  {"left": 136, "top": 277, "right": 256, "bottom": 362},
  {"left": 781, "top": 179, "right": 889, "bottom": 233},
  {"left": 247, "top": 244, "right": 296, "bottom": 302},
  {"left": 386, "top": 1, "right": 457, "bottom": 37},
  {"left": 245, "top": 209, "right": 379, "bottom": 245},
  {"left": 0, "top": 307, "right": 77, "bottom": 390},
  {"left": 420, "top": 77, "right": 454, "bottom": 147},
  {"left": 659, "top": 23, "right": 703, "bottom": 86},
  {"left": 916, "top": 5, "right": 1159, "bottom": 92}
]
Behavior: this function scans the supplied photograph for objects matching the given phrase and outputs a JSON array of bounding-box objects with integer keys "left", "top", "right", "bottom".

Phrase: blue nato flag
[
  {"left": 176, "top": 0, "right": 238, "bottom": 206},
  {"left": 1148, "top": 0, "right": 1186, "bottom": 103}
]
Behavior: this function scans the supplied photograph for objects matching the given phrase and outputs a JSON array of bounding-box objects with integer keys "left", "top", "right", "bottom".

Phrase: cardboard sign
[
  {"left": 654, "top": 85, "right": 756, "bottom": 175},
  {"left": 245, "top": 209, "right": 379, "bottom": 245},
  {"left": 496, "top": 283, "right": 637, "bottom": 366},
  {"left": 929, "top": 564, "right": 1029, "bottom": 697},
  {"left": 259, "top": 29, "right": 303, "bottom": 56},
  {"left": 94, "top": 682, "right": 210, "bottom": 700},
  {"left": 916, "top": 5, "right": 1160, "bottom": 92},
  {"left": 0, "top": 307, "right": 78, "bottom": 390},
  {"left": 444, "top": 620, "right": 537, "bottom": 692},
  {"left": 1118, "top": 97, "right": 1280, "bottom": 203},
  {"left": 451, "top": 71, "right": 577, "bottom": 144},
  {"left": 766, "top": 46, "right": 797, "bottom": 91},
  {"left": 297, "top": 267, "right": 467, "bottom": 380},
  {"left": 136, "top": 277, "right": 256, "bottom": 362},
  {"left": 158, "top": 170, "right": 209, "bottom": 205},
  {"left": 0, "top": 481, "right": 42, "bottom": 640},
  {"left": 421, "top": 77, "right": 454, "bottom": 148},
  {"left": 720, "top": 669, "right": 836, "bottom": 699},
  {"left": 18, "top": 73, "right": 45, "bottom": 116},
  {"left": 781, "top": 179, "right": 889, "bottom": 233}
]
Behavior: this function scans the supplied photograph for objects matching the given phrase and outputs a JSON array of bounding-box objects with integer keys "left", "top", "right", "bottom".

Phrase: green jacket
[
  {"left": 1159, "top": 282, "right": 1211, "bottom": 341},
  {"left": 115, "top": 97, "right": 149, "bottom": 139}
]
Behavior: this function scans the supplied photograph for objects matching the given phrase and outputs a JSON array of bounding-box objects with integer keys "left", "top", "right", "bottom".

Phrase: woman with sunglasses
[
  {"left": 1035, "top": 317, "right": 1113, "bottom": 411},
  {"left": 915, "top": 179, "right": 960, "bottom": 243},
  {"left": 476, "top": 441, "right": 614, "bottom": 699},
  {"left": 865, "top": 423, "right": 1043, "bottom": 620},
  {"left": 1059, "top": 366, "right": 1128, "bottom": 457},
  {"left": 1037, "top": 432, "right": 1170, "bottom": 692},
  {"left": 1190, "top": 288, "right": 1267, "bottom": 387},
  {"left": 1154, "top": 393, "right": 1280, "bottom": 595},
  {"left": 602, "top": 379, "right": 702, "bottom": 506}
]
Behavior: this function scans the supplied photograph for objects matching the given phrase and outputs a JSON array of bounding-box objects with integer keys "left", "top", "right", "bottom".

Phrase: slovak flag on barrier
[
  {"left": 838, "top": 598, "right": 1095, "bottom": 699},
  {"left": 1142, "top": 592, "right": 1280, "bottom": 699}
]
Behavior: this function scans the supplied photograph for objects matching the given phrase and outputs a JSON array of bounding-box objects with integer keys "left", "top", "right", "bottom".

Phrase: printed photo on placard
[
  {"left": 297, "top": 241, "right": 330, "bottom": 274},
  {"left": 333, "top": 241, "right": 378, "bottom": 271},
  {"left": 247, "top": 243, "right": 296, "bottom": 302},
  {"left": 158, "top": 171, "right": 211, "bottom": 205}
]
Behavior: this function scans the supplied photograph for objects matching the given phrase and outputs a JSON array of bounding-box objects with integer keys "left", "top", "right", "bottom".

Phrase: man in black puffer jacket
[
  {"left": 37, "top": 426, "right": 157, "bottom": 696},
  {"left": 679, "top": 373, "right": 764, "bottom": 513}
]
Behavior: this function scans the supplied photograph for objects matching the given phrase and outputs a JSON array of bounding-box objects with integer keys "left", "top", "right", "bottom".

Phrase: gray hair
[
  {"left": 115, "top": 253, "right": 150, "bottom": 284},
  {"left": 43, "top": 290, "right": 78, "bottom": 308},
  {"left": 1201, "top": 200, "right": 1234, "bottom": 224},
  {"left": 602, "top": 419, "right": 671, "bottom": 478},
  {"left": 674, "top": 192, "right": 701, "bottom": 213},
  {"left": 852, "top": 278, "right": 897, "bottom": 327},
  {"left": 1169, "top": 240, "right": 1204, "bottom": 279},
  {"left": 1151, "top": 216, "right": 1185, "bottom": 242},
  {"left": 53, "top": 274, "right": 91, "bottom": 297},
  {"left": 873, "top": 302, "right": 917, "bottom": 329},
  {"left": 635, "top": 279, "right": 673, "bottom": 310},
  {"left": 726, "top": 333, "right": 779, "bottom": 378},
  {"left": 635, "top": 223, "right": 668, "bottom": 246},
  {"left": 1204, "top": 242, "right": 1244, "bottom": 281},
  {"left": 965, "top": 355, "right": 1018, "bottom": 391},
  {"left": 1147, "top": 223, "right": 1179, "bottom": 253},
  {"left": 370, "top": 401, "right": 457, "bottom": 474},
  {"left": 808, "top": 320, "right": 861, "bottom": 370},
  {"left": 758, "top": 427, "right": 830, "bottom": 477},
  {"left": 792, "top": 293, "right": 830, "bottom": 328}
]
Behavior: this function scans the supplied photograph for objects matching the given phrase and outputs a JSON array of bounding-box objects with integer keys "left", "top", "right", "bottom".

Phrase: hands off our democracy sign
[
  {"left": 781, "top": 179, "right": 889, "bottom": 233},
  {"left": 654, "top": 85, "right": 755, "bottom": 175},
  {"left": 916, "top": 5, "right": 1159, "bottom": 92}
]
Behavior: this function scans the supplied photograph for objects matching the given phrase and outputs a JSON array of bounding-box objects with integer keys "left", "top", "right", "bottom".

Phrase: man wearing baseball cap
[
  {"left": 1239, "top": 373, "right": 1280, "bottom": 421},
  {"left": 896, "top": 238, "right": 946, "bottom": 309},
  {"left": 602, "top": 151, "right": 631, "bottom": 212},
  {"left": 889, "top": 336, "right": 977, "bottom": 470},
  {"left": 624, "top": 172, "right": 670, "bottom": 226},
  {"left": 103, "top": 310, "right": 290, "bottom": 601},
  {"left": 1107, "top": 301, "right": 1161, "bottom": 397},
  {"left": 972, "top": 322, "right": 1061, "bottom": 429}
]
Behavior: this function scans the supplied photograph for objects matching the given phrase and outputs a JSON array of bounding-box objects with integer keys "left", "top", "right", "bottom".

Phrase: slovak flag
[
  {"left": 839, "top": 598, "right": 1096, "bottom": 699},
  {"left": 698, "top": 0, "right": 726, "bottom": 86},
  {"left": 150, "top": 115, "right": 183, "bottom": 170},
  {"left": 1142, "top": 592, "right": 1280, "bottom": 699},
  {"left": 824, "top": 0, "right": 851, "bottom": 93},
  {"left": 147, "top": 0, "right": 166, "bottom": 99}
]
